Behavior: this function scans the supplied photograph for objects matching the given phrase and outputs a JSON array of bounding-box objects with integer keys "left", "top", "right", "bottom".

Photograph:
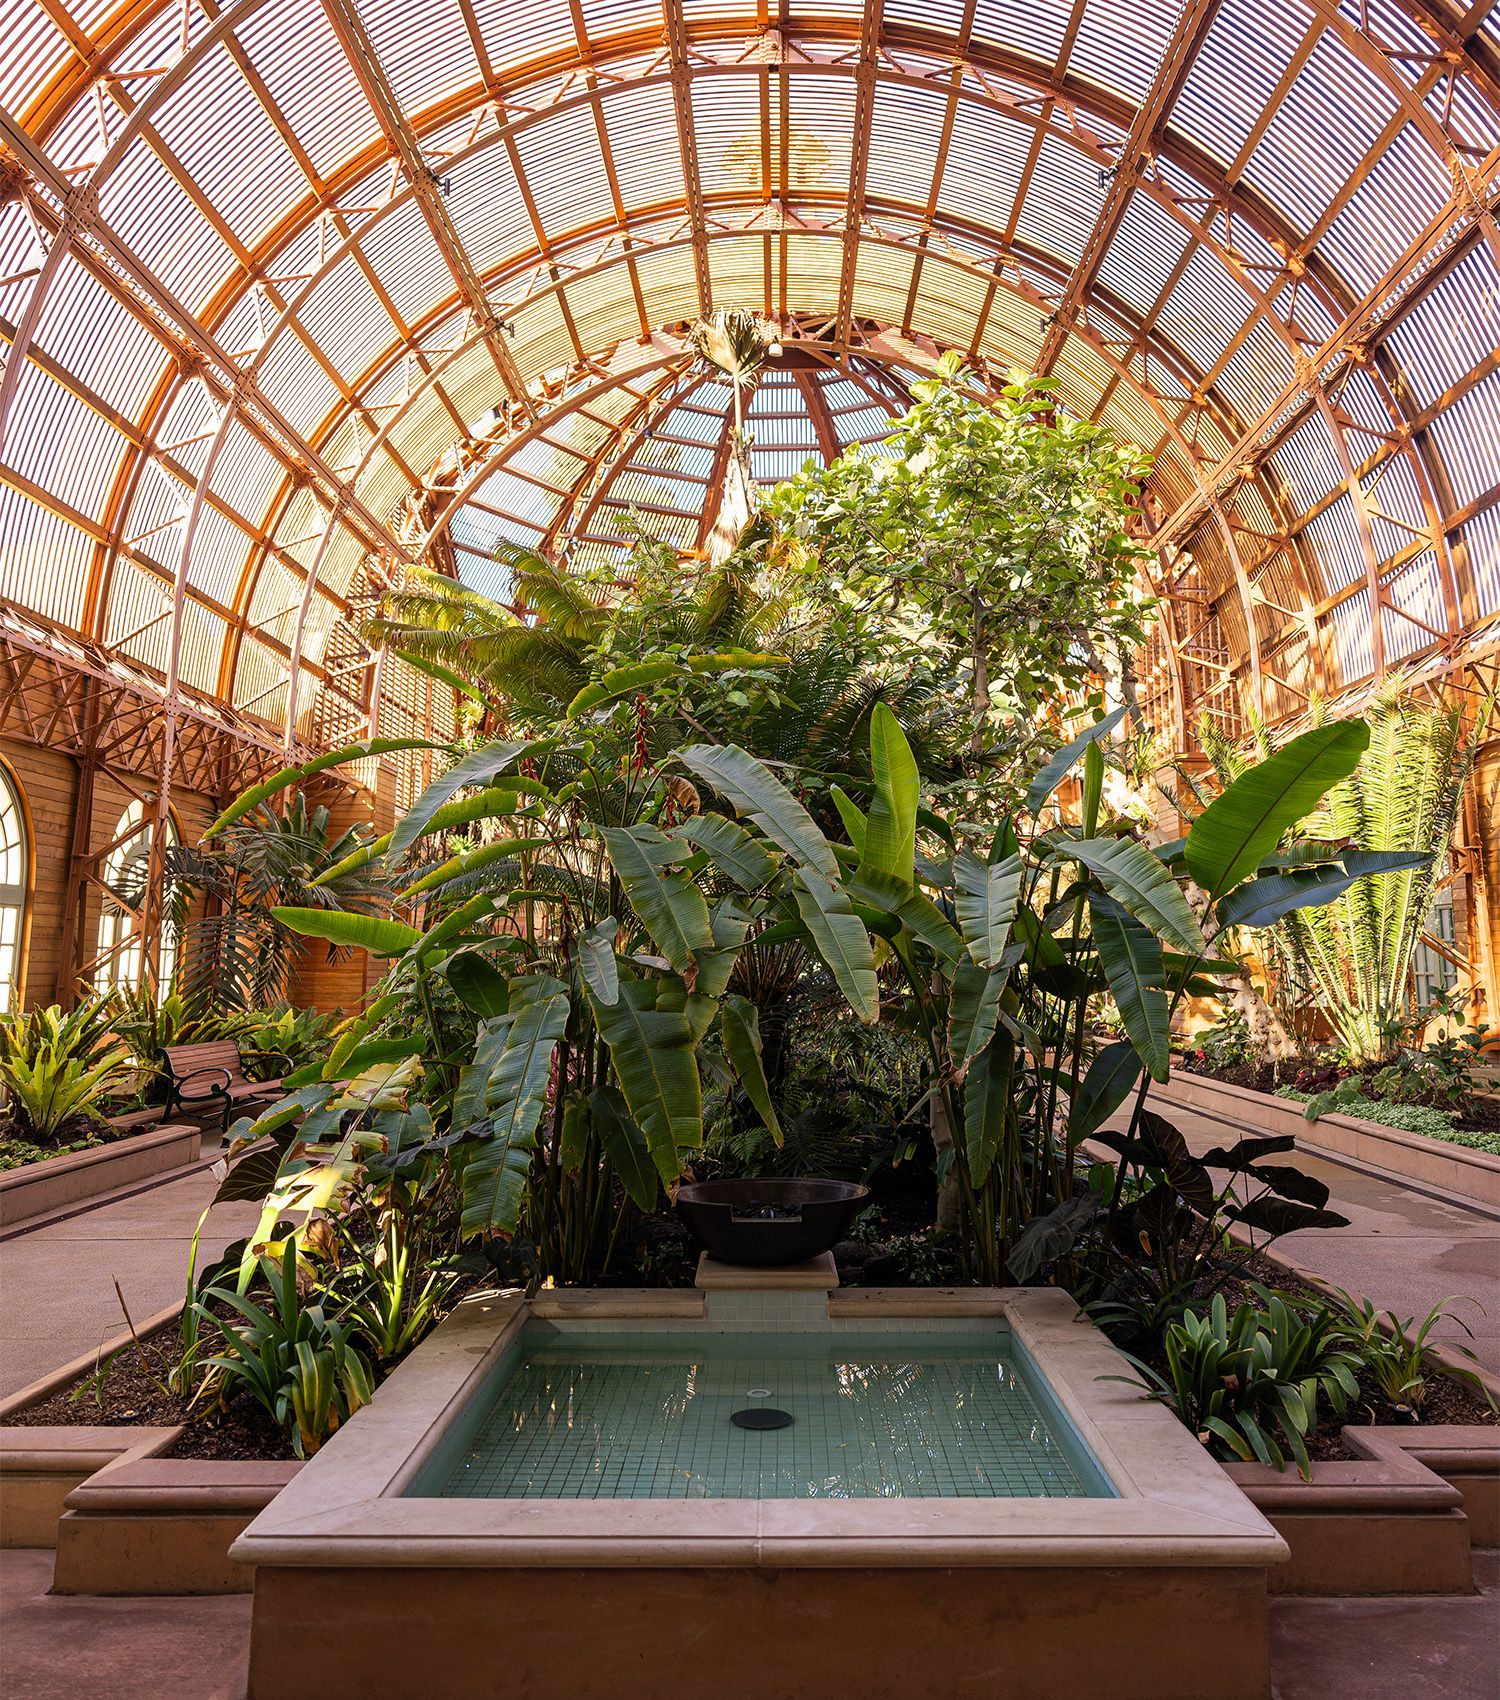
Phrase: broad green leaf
[
  {"left": 578, "top": 917, "right": 619, "bottom": 1005},
  {"left": 1024, "top": 706, "right": 1128, "bottom": 819},
  {"left": 672, "top": 813, "right": 778, "bottom": 891},
  {"left": 1068, "top": 1040, "right": 1142, "bottom": 1143},
  {"left": 587, "top": 977, "right": 704, "bottom": 1182},
  {"left": 204, "top": 737, "right": 448, "bottom": 838},
  {"left": 693, "top": 900, "right": 750, "bottom": 1001},
  {"left": 721, "top": 994, "right": 781, "bottom": 1142},
  {"left": 399, "top": 836, "right": 532, "bottom": 899},
  {"left": 567, "top": 662, "right": 684, "bottom": 718},
  {"left": 829, "top": 787, "right": 867, "bottom": 856},
  {"left": 414, "top": 894, "right": 495, "bottom": 962},
  {"left": 1089, "top": 894, "right": 1170, "bottom": 1082},
  {"left": 683, "top": 650, "right": 788, "bottom": 673},
  {"left": 446, "top": 952, "right": 512, "bottom": 1018},
  {"left": 948, "top": 959, "right": 1005, "bottom": 1070},
  {"left": 678, "top": 744, "right": 838, "bottom": 879},
  {"left": 559, "top": 1095, "right": 589, "bottom": 1174},
  {"left": 603, "top": 826, "right": 715, "bottom": 983},
  {"left": 858, "top": 703, "right": 918, "bottom": 889},
  {"left": 1215, "top": 849, "right": 1431, "bottom": 933},
  {"left": 314, "top": 787, "right": 519, "bottom": 888},
  {"left": 953, "top": 850, "right": 1024, "bottom": 967},
  {"left": 390, "top": 740, "right": 547, "bottom": 860},
  {"left": 1184, "top": 721, "right": 1371, "bottom": 903},
  {"left": 791, "top": 870, "right": 879, "bottom": 1023},
  {"left": 1067, "top": 837, "right": 1203, "bottom": 956},
  {"left": 316, "top": 1036, "right": 425, "bottom": 1082},
  {"left": 271, "top": 906, "right": 420, "bottom": 958},
  {"left": 590, "top": 1085, "right": 658, "bottom": 1211},
  {"left": 391, "top": 647, "right": 491, "bottom": 708},
  {"left": 459, "top": 990, "right": 568, "bottom": 1237},
  {"left": 964, "top": 1031, "right": 1014, "bottom": 1187}
]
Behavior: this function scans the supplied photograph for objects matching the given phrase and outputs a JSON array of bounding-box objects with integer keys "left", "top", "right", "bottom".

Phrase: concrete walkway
[
  {"left": 1107, "top": 1096, "right": 1500, "bottom": 1374},
  {"left": 0, "top": 1162, "right": 262, "bottom": 1399}
]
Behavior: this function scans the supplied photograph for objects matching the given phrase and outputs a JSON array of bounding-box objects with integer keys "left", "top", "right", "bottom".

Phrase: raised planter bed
[
  {"left": 1224, "top": 1424, "right": 1499, "bottom": 1593},
  {"left": 1157, "top": 1069, "right": 1500, "bottom": 1211},
  {"left": 0, "top": 1121, "right": 200, "bottom": 1229}
]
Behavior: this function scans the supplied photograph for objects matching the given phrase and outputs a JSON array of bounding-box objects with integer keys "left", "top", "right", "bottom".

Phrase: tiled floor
[{"left": 2, "top": 1546, "right": 1496, "bottom": 1700}]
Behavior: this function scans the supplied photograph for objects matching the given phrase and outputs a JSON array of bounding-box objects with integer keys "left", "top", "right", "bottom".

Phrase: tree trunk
[{"left": 930, "top": 1096, "right": 963, "bottom": 1232}]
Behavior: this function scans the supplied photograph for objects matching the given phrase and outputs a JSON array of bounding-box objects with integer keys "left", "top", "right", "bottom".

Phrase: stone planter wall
[
  {"left": 0, "top": 1122, "right": 200, "bottom": 1229},
  {"left": 1157, "top": 1070, "right": 1500, "bottom": 1211},
  {"left": 1224, "top": 1425, "right": 1500, "bottom": 1594}
]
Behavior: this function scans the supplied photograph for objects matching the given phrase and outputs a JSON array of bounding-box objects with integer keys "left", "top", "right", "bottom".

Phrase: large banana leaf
[
  {"left": 587, "top": 978, "right": 704, "bottom": 1182},
  {"left": 459, "top": 990, "right": 569, "bottom": 1238},
  {"left": 858, "top": 703, "right": 918, "bottom": 889},
  {"left": 1068, "top": 1040, "right": 1142, "bottom": 1144},
  {"left": 1215, "top": 848, "right": 1431, "bottom": 933},
  {"left": 791, "top": 870, "right": 879, "bottom": 1023},
  {"left": 1024, "top": 706, "right": 1128, "bottom": 818},
  {"left": 389, "top": 739, "right": 549, "bottom": 860},
  {"left": 566, "top": 662, "right": 685, "bottom": 718},
  {"left": 313, "top": 786, "right": 519, "bottom": 887},
  {"left": 678, "top": 744, "right": 838, "bottom": 879},
  {"left": 446, "top": 952, "right": 512, "bottom": 1018},
  {"left": 1184, "top": 721, "right": 1370, "bottom": 903},
  {"left": 603, "top": 826, "right": 715, "bottom": 982},
  {"left": 590, "top": 1085, "right": 659, "bottom": 1211},
  {"left": 964, "top": 1030, "right": 1014, "bottom": 1187},
  {"left": 693, "top": 900, "right": 750, "bottom": 1001},
  {"left": 271, "top": 907, "right": 420, "bottom": 958},
  {"left": 948, "top": 959, "right": 1005, "bottom": 1071},
  {"left": 1089, "top": 894, "right": 1169, "bottom": 1082},
  {"left": 672, "top": 813, "right": 778, "bottom": 890},
  {"left": 578, "top": 918, "right": 620, "bottom": 1005},
  {"left": 204, "top": 736, "right": 449, "bottom": 838},
  {"left": 720, "top": 994, "right": 781, "bottom": 1141},
  {"left": 1066, "top": 838, "right": 1203, "bottom": 956},
  {"left": 400, "top": 836, "right": 534, "bottom": 898},
  {"left": 952, "top": 850, "right": 1024, "bottom": 967}
]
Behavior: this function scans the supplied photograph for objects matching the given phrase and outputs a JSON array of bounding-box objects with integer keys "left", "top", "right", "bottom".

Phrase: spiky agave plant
[{"left": 1201, "top": 689, "right": 1485, "bottom": 1063}]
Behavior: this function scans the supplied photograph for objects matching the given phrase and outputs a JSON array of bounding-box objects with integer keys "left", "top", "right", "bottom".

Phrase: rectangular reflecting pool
[
  {"left": 235, "top": 1279, "right": 1286, "bottom": 1700},
  {"left": 415, "top": 1325, "right": 1112, "bottom": 1500}
]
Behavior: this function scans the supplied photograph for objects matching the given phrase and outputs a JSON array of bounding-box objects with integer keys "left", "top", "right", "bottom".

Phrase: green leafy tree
[{"left": 767, "top": 355, "right": 1154, "bottom": 761}]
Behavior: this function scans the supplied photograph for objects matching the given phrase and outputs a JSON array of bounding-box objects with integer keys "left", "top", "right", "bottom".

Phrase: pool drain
[{"left": 730, "top": 1407, "right": 793, "bottom": 1431}]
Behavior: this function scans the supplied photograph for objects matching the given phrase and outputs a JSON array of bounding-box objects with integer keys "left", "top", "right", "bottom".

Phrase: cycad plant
[
  {"left": 1202, "top": 690, "right": 1482, "bottom": 1063},
  {"left": 168, "top": 794, "right": 387, "bottom": 1012}
]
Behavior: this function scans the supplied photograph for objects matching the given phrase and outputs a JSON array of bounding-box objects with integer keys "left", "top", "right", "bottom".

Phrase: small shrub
[{"left": 1277, "top": 1083, "right": 1460, "bottom": 1141}]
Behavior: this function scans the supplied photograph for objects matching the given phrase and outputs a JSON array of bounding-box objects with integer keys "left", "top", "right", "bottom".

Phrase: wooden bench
[{"left": 160, "top": 1041, "right": 290, "bottom": 1134}]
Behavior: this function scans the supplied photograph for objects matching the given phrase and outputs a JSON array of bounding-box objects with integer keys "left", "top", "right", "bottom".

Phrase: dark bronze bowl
[{"left": 675, "top": 1177, "right": 870, "bottom": 1268}]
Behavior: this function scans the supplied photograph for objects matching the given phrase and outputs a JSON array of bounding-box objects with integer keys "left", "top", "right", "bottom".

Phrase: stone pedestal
[{"left": 693, "top": 1251, "right": 839, "bottom": 1290}]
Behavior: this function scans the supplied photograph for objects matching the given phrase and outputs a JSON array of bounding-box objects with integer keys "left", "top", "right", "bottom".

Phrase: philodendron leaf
[
  {"left": 590, "top": 1085, "right": 658, "bottom": 1211},
  {"left": 1067, "top": 837, "right": 1203, "bottom": 956},
  {"left": 1089, "top": 894, "right": 1170, "bottom": 1083},
  {"left": 603, "top": 826, "right": 714, "bottom": 983},
  {"left": 720, "top": 994, "right": 781, "bottom": 1142},
  {"left": 858, "top": 702, "right": 918, "bottom": 890},
  {"left": 953, "top": 850, "right": 1024, "bottom": 968},
  {"left": 1024, "top": 706, "right": 1129, "bottom": 819},
  {"left": 791, "top": 870, "right": 879, "bottom": 1023},
  {"left": 389, "top": 739, "right": 550, "bottom": 860},
  {"left": 678, "top": 744, "right": 838, "bottom": 880},
  {"left": 446, "top": 952, "right": 512, "bottom": 1018},
  {"left": 1184, "top": 720, "right": 1370, "bottom": 903},
  {"left": 271, "top": 907, "right": 421, "bottom": 958},
  {"left": 459, "top": 990, "right": 568, "bottom": 1238},
  {"left": 1006, "top": 1192, "right": 1103, "bottom": 1284},
  {"left": 578, "top": 918, "right": 620, "bottom": 1005}
]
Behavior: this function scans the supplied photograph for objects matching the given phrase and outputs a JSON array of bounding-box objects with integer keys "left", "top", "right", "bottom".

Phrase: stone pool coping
[{"left": 230, "top": 1285, "right": 1288, "bottom": 1573}]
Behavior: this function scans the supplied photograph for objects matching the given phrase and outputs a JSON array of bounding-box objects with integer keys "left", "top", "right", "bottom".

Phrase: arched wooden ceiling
[{"left": 0, "top": 0, "right": 1496, "bottom": 772}]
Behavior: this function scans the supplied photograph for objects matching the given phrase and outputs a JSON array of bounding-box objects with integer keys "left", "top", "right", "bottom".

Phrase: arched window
[
  {"left": 94, "top": 801, "right": 179, "bottom": 996},
  {"left": 0, "top": 765, "right": 29, "bottom": 1013}
]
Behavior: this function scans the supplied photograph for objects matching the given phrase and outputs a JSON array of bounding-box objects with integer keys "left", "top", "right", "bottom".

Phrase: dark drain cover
[{"left": 730, "top": 1407, "right": 793, "bottom": 1431}]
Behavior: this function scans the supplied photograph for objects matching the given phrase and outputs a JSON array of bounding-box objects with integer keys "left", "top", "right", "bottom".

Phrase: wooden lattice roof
[{"left": 0, "top": 0, "right": 1497, "bottom": 759}]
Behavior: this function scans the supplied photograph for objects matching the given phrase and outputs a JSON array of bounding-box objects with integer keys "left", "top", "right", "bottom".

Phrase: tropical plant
[
  {"left": 1199, "top": 690, "right": 1485, "bottom": 1063},
  {"left": 1114, "top": 1286, "right": 1361, "bottom": 1477},
  {"left": 192, "top": 1242, "right": 374, "bottom": 1458},
  {"left": 1326, "top": 1289, "right": 1494, "bottom": 1417},
  {"left": 0, "top": 999, "right": 133, "bottom": 1142},
  {"left": 168, "top": 793, "right": 388, "bottom": 1012},
  {"left": 767, "top": 356, "right": 1154, "bottom": 759}
]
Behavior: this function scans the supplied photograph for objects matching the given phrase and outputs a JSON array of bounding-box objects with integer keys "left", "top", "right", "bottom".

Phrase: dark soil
[{"left": 1176, "top": 1053, "right": 1500, "bottom": 1133}]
